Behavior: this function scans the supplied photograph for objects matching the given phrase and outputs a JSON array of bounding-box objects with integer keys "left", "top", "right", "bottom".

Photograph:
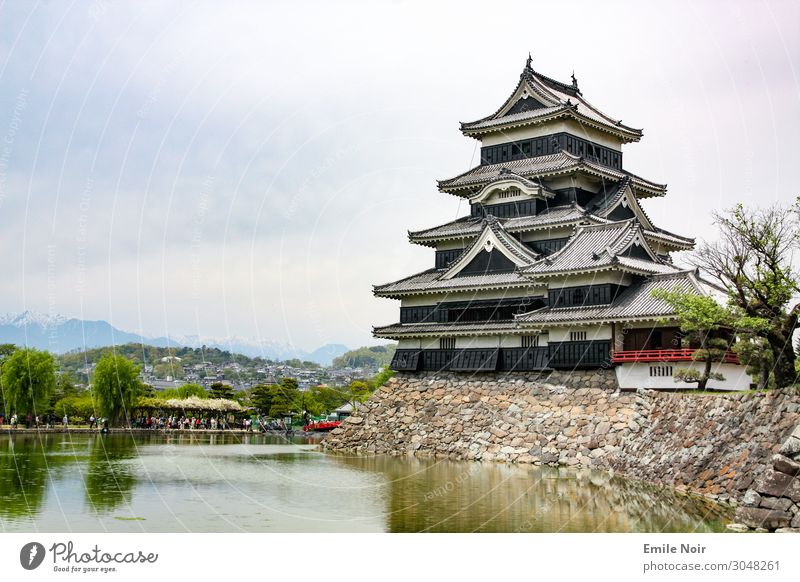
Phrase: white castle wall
[{"left": 616, "top": 362, "right": 752, "bottom": 391}]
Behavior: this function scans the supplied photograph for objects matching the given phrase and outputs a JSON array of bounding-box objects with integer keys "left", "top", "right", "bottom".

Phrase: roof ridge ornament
[
  {"left": 571, "top": 70, "right": 579, "bottom": 90},
  {"left": 526, "top": 52, "right": 532, "bottom": 69}
]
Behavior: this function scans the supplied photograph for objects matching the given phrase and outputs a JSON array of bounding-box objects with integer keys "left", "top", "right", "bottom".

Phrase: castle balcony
[{"left": 611, "top": 348, "right": 739, "bottom": 365}]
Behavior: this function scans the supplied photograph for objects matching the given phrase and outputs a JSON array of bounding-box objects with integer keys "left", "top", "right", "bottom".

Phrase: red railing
[{"left": 611, "top": 348, "right": 739, "bottom": 365}]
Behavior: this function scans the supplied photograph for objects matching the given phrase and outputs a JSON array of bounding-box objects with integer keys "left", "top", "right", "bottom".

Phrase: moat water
[{"left": 0, "top": 432, "right": 732, "bottom": 532}]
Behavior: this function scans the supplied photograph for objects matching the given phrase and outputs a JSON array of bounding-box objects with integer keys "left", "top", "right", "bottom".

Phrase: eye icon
[{"left": 19, "top": 542, "right": 46, "bottom": 570}]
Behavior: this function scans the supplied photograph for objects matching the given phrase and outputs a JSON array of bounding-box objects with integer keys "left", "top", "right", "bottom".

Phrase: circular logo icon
[{"left": 19, "top": 542, "right": 46, "bottom": 570}]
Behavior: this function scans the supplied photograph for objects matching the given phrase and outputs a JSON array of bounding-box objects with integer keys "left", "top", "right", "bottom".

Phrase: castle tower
[{"left": 373, "top": 56, "right": 748, "bottom": 390}]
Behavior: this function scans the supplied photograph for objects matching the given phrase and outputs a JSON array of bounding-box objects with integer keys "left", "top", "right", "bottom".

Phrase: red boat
[{"left": 302, "top": 420, "right": 341, "bottom": 432}]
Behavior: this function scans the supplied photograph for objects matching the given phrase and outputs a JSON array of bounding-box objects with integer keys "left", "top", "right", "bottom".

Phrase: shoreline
[{"left": 0, "top": 427, "right": 321, "bottom": 437}]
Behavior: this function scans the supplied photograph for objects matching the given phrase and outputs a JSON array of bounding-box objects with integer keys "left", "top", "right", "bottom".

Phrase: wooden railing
[{"left": 611, "top": 349, "right": 739, "bottom": 365}]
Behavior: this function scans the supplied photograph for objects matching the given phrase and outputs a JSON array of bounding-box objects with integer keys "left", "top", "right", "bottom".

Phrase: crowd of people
[
  {"left": 130, "top": 415, "right": 291, "bottom": 432},
  {"left": 0, "top": 413, "right": 70, "bottom": 429},
  {"left": 132, "top": 415, "right": 234, "bottom": 430},
  {"left": 0, "top": 412, "right": 295, "bottom": 433}
]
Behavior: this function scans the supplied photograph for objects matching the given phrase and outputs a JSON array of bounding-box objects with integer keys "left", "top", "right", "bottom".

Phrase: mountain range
[{"left": 0, "top": 311, "right": 348, "bottom": 365}]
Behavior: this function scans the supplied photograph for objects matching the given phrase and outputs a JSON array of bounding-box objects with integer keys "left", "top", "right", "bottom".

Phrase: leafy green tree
[
  {"left": 176, "top": 383, "right": 207, "bottom": 399},
  {"left": 305, "top": 385, "right": 347, "bottom": 415},
  {"left": 249, "top": 384, "right": 274, "bottom": 415},
  {"left": 92, "top": 353, "right": 142, "bottom": 426},
  {"left": 796, "top": 336, "right": 800, "bottom": 379},
  {"left": 368, "top": 366, "right": 395, "bottom": 390},
  {"left": 332, "top": 345, "right": 396, "bottom": 369},
  {"left": 50, "top": 373, "right": 82, "bottom": 413},
  {"left": 652, "top": 290, "right": 735, "bottom": 390},
  {"left": 0, "top": 343, "right": 17, "bottom": 414},
  {"left": 54, "top": 392, "right": 96, "bottom": 421},
  {"left": 269, "top": 378, "right": 299, "bottom": 417},
  {"left": 346, "top": 380, "right": 372, "bottom": 412},
  {"left": 734, "top": 334, "right": 774, "bottom": 389},
  {"left": 139, "top": 383, "right": 156, "bottom": 398},
  {"left": 691, "top": 200, "right": 800, "bottom": 387},
  {"left": 209, "top": 382, "right": 234, "bottom": 399},
  {"left": 1, "top": 348, "right": 57, "bottom": 420}
]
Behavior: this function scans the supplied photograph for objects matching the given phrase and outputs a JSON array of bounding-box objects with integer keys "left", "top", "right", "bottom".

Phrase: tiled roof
[
  {"left": 373, "top": 321, "right": 523, "bottom": 338},
  {"left": 521, "top": 220, "right": 680, "bottom": 278},
  {"left": 584, "top": 176, "right": 632, "bottom": 215},
  {"left": 650, "top": 227, "right": 695, "bottom": 246},
  {"left": 583, "top": 178, "right": 694, "bottom": 249},
  {"left": 379, "top": 219, "right": 542, "bottom": 296},
  {"left": 615, "top": 255, "right": 682, "bottom": 275},
  {"left": 408, "top": 205, "right": 599, "bottom": 245},
  {"left": 464, "top": 216, "right": 541, "bottom": 266},
  {"left": 460, "top": 60, "right": 642, "bottom": 142},
  {"left": 439, "top": 152, "right": 576, "bottom": 190},
  {"left": 438, "top": 151, "right": 666, "bottom": 197},
  {"left": 463, "top": 105, "right": 569, "bottom": 131},
  {"left": 515, "top": 271, "right": 716, "bottom": 325},
  {"left": 373, "top": 268, "right": 539, "bottom": 298},
  {"left": 408, "top": 205, "right": 692, "bottom": 252}
]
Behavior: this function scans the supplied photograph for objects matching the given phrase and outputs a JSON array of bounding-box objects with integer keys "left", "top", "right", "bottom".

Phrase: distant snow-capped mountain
[
  {"left": 0, "top": 310, "right": 69, "bottom": 328},
  {"left": 0, "top": 310, "right": 348, "bottom": 365}
]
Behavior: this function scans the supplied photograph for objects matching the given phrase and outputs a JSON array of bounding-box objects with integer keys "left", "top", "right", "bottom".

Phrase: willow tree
[
  {"left": 1, "top": 348, "right": 57, "bottom": 420},
  {"left": 92, "top": 353, "right": 141, "bottom": 426},
  {"left": 690, "top": 200, "right": 800, "bottom": 387}
]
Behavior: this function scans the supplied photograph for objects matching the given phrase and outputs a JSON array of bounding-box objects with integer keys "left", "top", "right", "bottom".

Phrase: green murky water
[{"left": 0, "top": 432, "right": 731, "bottom": 532}]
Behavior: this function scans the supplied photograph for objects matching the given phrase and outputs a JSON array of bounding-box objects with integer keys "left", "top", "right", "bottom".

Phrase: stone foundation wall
[
  {"left": 324, "top": 372, "right": 800, "bottom": 515},
  {"left": 324, "top": 370, "right": 639, "bottom": 467},
  {"left": 609, "top": 389, "right": 800, "bottom": 503},
  {"left": 732, "top": 426, "right": 800, "bottom": 532}
]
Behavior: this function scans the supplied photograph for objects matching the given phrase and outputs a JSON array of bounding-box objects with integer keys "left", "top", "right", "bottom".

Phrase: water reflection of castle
[{"left": 333, "top": 456, "right": 730, "bottom": 532}]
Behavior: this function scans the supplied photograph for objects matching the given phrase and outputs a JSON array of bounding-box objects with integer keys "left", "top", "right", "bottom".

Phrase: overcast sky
[{"left": 0, "top": 0, "right": 798, "bottom": 351}]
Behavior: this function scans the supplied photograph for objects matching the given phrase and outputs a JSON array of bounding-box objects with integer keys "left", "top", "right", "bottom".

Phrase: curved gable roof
[{"left": 460, "top": 56, "right": 643, "bottom": 142}]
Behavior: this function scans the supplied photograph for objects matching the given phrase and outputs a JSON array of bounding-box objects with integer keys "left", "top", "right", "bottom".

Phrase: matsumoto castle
[{"left": 374, "top": 56, "right": 750, "bottom": 390}]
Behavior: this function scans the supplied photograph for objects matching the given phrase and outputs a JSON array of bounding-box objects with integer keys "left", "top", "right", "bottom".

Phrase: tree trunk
[
  {"left": 758, "top": 362, "right": 770, "bottom": 390},
  {"left": 772, "top": 348, "right": 796, "bottom": 388},
  {"left": 698, "top": 354, "right": 713, "bottom": 390},
  {"left": 767, "top": 318, "right": 797, "bottom": 388}
]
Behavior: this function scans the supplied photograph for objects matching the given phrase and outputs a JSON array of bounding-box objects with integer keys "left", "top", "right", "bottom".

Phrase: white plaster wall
[
  {"left": 435, "top": 240, "right": 467, "bottom": 251},
  {"left": 548, "top": 324, "right": 612, "bottom": 342},
  {"left": 420, "top": 338, "right": 442, "bottom": 349},
  {"left": 455, "top": 336, "right": 503, "bottom": 349},
  {"left": 400, "top": 296, "right": 440, "bottom": 308},
  {"left": 397, "top": 339, "right": 422, "bottom": 350},
  {"left": 615, "top": 362, "right": 752, "bottom": 391}
]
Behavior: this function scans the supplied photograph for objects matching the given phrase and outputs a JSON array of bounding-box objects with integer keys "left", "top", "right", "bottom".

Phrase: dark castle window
[{"left": 480, "top": 132, "right": 622, "bottom": 169}]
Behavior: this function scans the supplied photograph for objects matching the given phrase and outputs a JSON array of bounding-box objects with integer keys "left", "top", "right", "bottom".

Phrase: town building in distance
[{"left": 374, "top": 56, "right": 749, "bottom": 390}]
